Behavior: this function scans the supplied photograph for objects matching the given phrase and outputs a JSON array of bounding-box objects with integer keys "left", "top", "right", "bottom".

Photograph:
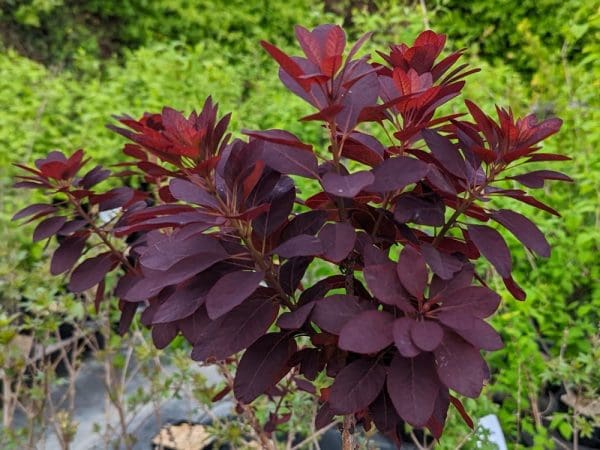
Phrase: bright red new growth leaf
[{"left": 14, "top": 23, "right": 569, "bottom": 444}]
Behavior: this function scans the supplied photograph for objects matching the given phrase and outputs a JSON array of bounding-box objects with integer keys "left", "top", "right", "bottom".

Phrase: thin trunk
[{"left": 341, "top": 415, "right": 355, "bottom": 450}]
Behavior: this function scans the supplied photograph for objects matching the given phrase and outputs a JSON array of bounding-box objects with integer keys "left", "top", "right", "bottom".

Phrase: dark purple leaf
[
  {"left": 503, "top": 275, "right": 526, "bottom": 301},
  {"left": 243, "top": 129, "right": 312, "bottom": 150},
  {"left": 329, "top": 358, "right": 386, "bottom": 414},
  {"left": 33, "top": 216, "right": 67, "bottom": 242},
  {"left": 116, "top": 210, "right": 223, "bottom": 235},
  {"left": 394, "top": 193, "right": 445, "bottom": 227},
  {"left": 253, "top": 176, "right": 295, "bottom": 237},
  {"left": 191, "top": 294, "right": 278, "bottom": 361},
  {"left": 277, "top": 302, "right": 315, "bottom": 329},
  {"left": 95, "top": 187, "right": 133, "bottom": 211},
  {"left": 141, "top": 293, "right": 174, "bottom": 326},
  {"left": 177, "top": 307, "right": 212, "bottom": 344},
  {"left": 450, "top": 395, "right": 475, "bottom": 429},
  {"left": 131, "top": 257, "right": 216, "bottom": 299},
  {"left": 367, "top": 156, "right": 428, "bottom": 193},
  {"left": 467, "top": 224, "right": 512, "bottom": 278},
  {"left": 410, "top": 320, "right": 443, "bottom": 351},
  {"left": 421, "top": 244, "right": 463, "bottom": 280},
  {"left": 321, "top": 171, "right": 374, "bottom": 198},
  {"left": 369, "top": 391, "right": 400, "bottom": 432},
  {"left": 169, "top": 178, "right": 219, "bottom": 208},
  {"left": 422, "top": 129, "right": 466, "bottom": 179},
  {"left": 260, "top": 40, "right": 308, "bottom": 86},
  {"left": 435, "top": 308, "right": 476, "bottom": 331},
  {"left": 272, "top": 234, "right": 323, "bottom": 258},
  {"left": 315, "top": 403, "right": 336, "bottom": 430},
  {"left": 233, "top": 332, "right": 297, "bottom": 403},
  {"left": 279, "top": 256, "right": 313, "bottom": 295},
  {"left": 259, "top": 140, "right": 318, "bottom": 179},
  {"left": 342, "top": 131, "right": 385, "bottom": 167},
  {"left": 397, "top": 246, "right": 427, "bottom": 299},
  {"left": 318, "top": 222, "right": 356, "bottom": 262},
  {"left": 364, "top": 260, "right": 414, "bottom": 312},
  {"left": 152, "top": 273, "right": 218, "bottom": 323},
  {"left": 337, "top": 68, "right": 380, "bottom": 132},
  {"left": 434, "top": 332, "right": 486, "bottom": 398},
  {"left": 12, "top": 203, "right": 56, "bottom": 221},
  {"left": 441, "top": 316, "right": 503, "bottom": 351},
  {"left": 94, "top": 279, "right": 105, "bottom": 313},
  {"left": 118, "top": 301, "right": 139, "bottom": 335},
  {"left": 294, "top": 378, "right": 316, "bottom": 394},
  {"left": 387, "top": 353, "right": 439, "bottom": 427},
  {"left": 68, "top": 252, "right": 114, "bottom": 293},
  {"left": 295, "top": 348, "right": 322, "bottom": 380},
  {"left": 298, "top": 274, "right": 345, "bottom": 305},
  {"left": 151, "top": 323, "right": 178, "bottom": 349},
  {"left": 426, "top": 164, "right": 457, "bottom": 195},
  {"left": 140, "top": 233, "right": 228, "bottom": 272},
  {"left": 281, "top": 211, "right": 327, "bottom": 241},
  {"left": 80, "top": 165, "right": 111, "bottom": 189},
  {"left": 426, "top": 389, "right": 450, "bottom": 439},
  {"left": 509, "top": 170, "right": 572, "bottom": 188},
  {"left": 362, "top": 242, "right": 390, "bottom": 265},
  {"left": 392, "top": 317, "right": 420, "bottom": 357},
  {"left": 437, "top": 286, "right": 500, "bottom": 318},
  {"left": 14, "top": 181, "right": 48, "bottom": 189},
  {"left": 57, "top": 219, "right": 87, "bottom": 236},
  {"left": 312, "top": 294, "right": 371, "bottom": 334},
  {"left": 491, "top": 209, "right": 550, "bottom": 257},
  {"left": 206, "top": 270, "right": 264, "bottom": 319},
  {"left": 338, "top": 310, "right": 394, "bottom": 354},
  {"left": 525, "top": 153, "right": 571, "bottom": 162},
  {"left": 50, "top": 235, "right": 87, "bottom": 275},
  {"left": 430, "top": 264, "right": 474, "bottom": 298}
]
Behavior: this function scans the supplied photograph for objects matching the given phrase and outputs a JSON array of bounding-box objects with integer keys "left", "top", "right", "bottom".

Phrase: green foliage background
[{"left": 1, "top": 0, "right": 598, "bottom": 447}]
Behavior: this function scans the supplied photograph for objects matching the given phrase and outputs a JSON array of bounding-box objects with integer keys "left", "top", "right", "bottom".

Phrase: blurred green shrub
[
  {"left": 426, "top": 0, "right": 599, "bottom": 76},
  {"left": 0, "top": 0, "right": 333, "bottom": 67}
]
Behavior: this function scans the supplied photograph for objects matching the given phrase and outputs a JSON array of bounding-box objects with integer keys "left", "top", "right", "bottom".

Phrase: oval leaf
[
  {"left": 329, "top": 358, "right": 386, "bottom": 414},
  {"left": 339, "top": 310, "right": 394, "bottom": 354},
  {"left": 491, "top": 209, "right": 550, "bottom": 257},
  {"left": 466, "top": 224, "right": 512, "bottom": 278},
  {"left": 50, "top": 235, "right": 87, "bottom": 275},
  {"left": 318, "top": 222, "right": 356, "bottom": 263},
  {"left": 68, "top": 252, "right": 114, "bottom": 293},
  {"left": 434, "top": 332, "right": 485, "bottom": 398},
  {"left": 410, "top": 320, "right": 443, "bottom": 351},
  {"left": 321, "top": 171, "right": 374, "bottom": 198},
  {"left": 392, "top": 317, "right": 420, "bottom": 357},
  {"left": 233, "top": 332, "right": 297, "bottom": 403},
  {"left": 387, "top": 353, "right": 439, "bottom": 427},
  {"left": 311, "top": 294, "right": 371, "bottom": 334},
  {"left": 397, "top": 246, "right": 427, "bottom": 299},
  {"left": 206, "top": 270, "right": 264, "bottom": 319},
  {"left": 368, "top": 156, "right": 428, "bottom": 193},
  {"left": 33, "top": 216, "right": 66, "bottom": 242},
  {"left": 272, "top": 234, "right": 323, "bottom": 258}
]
